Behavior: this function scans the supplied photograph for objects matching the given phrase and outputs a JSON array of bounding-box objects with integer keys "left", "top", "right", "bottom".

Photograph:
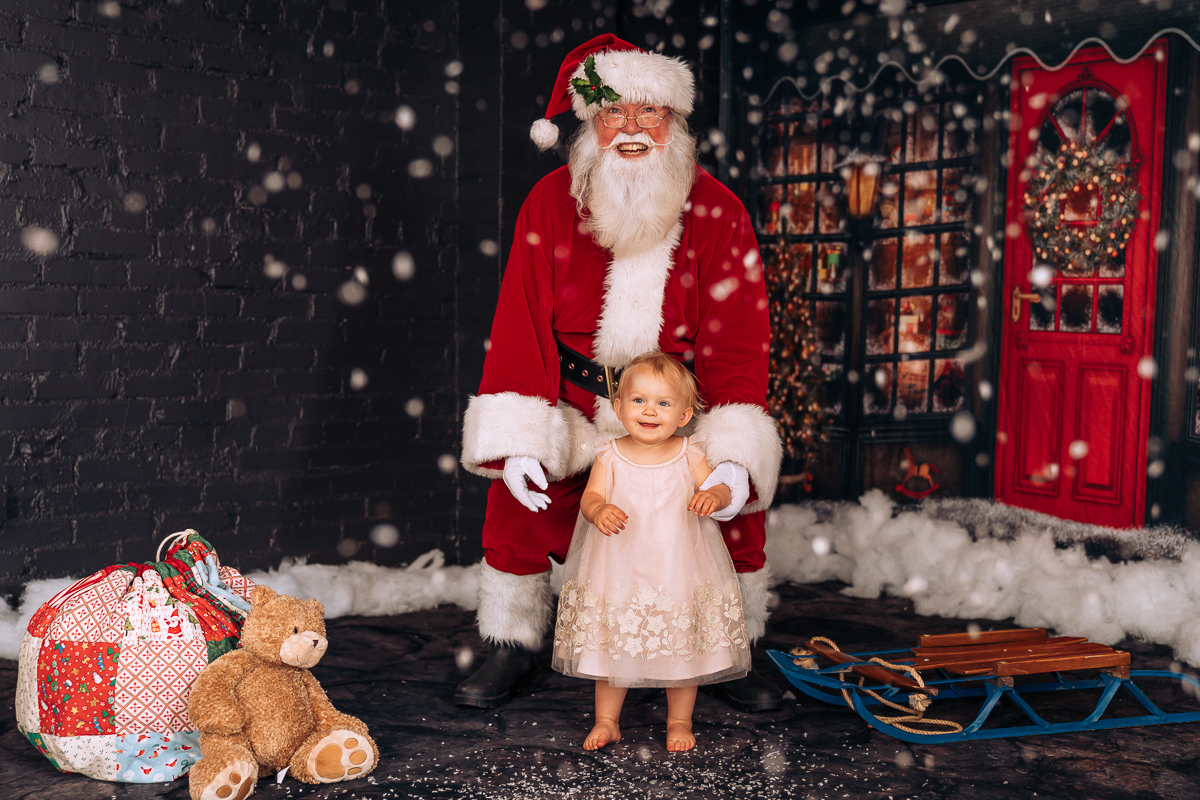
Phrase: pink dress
[{"left": 551, "top": 437, "right": 750, "bottom": 688}]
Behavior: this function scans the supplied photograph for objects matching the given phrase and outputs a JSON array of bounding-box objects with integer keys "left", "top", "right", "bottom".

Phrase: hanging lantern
[{"left": 836, "top": 150, "right": 886, "bottom": 220}]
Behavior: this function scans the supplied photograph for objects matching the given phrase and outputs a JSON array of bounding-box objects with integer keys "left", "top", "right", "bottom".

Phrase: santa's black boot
[
  {"left": 704, "top": 668, "right": 783, "bottom": 712},
  {"left": 704, "top": 567, "right": 782, "bottom": 712},
  {"left": 455, "top": 562, "right": 552, "bottom": 709},
  {"left": 454, "top": 644, "right": 539, "bottom": 708}
]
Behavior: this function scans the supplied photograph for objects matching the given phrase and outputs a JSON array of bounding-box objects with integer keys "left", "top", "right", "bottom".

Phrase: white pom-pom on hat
[{"left": 530, "top": 118, "right": 560, "bottom": 151}]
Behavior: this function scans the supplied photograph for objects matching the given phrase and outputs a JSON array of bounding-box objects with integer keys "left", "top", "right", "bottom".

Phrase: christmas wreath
[{"left": 1022, "top": 142, "right": 1140, "bottom": 272}]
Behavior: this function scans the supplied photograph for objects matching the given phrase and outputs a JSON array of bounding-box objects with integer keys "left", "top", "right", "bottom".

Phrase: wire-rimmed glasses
[{"left": 598, "top": 107, "right": 670, "bottom": 129}]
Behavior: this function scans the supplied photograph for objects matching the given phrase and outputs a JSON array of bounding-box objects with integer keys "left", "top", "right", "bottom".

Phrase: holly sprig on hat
[{"left": 570, "top": 55, "right": 621, "bottom": 106}]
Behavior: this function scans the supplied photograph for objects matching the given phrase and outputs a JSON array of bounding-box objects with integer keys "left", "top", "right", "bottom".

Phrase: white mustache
[{"left": 600, "top": 134, "right": 674, "bottom": 150}]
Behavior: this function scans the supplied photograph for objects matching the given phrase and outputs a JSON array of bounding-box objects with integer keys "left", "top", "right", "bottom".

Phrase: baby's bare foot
[
  {"left": 583, "top": 719, "right": 621, "bottom": 751},
  {"left": 665, "top": 721, "right": 694, "bottom": 752}
]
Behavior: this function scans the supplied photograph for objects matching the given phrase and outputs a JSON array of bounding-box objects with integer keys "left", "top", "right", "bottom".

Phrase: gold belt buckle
[{"left": 603, "top": 366, "right": 617, "bottom": 399}]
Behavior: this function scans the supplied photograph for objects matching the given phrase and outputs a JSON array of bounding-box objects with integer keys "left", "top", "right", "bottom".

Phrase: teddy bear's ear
[
  {"left": 251, "top": 584, "right": 277, "bottom": 606},
  {"left": 305, "top": 598, "right": 325, "bottom": 618}
]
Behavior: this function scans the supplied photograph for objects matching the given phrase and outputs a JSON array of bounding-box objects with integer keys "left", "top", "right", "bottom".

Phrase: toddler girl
[{"left": 552, "top": 351, "right": 750, "bottom": 752}]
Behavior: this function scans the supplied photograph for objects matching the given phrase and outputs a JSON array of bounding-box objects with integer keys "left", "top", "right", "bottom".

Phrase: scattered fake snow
[
  {"left": 3, "top": 491, "right": 1199, "bottom": 666},
  {"left": 766, "top": 491, "right": 1200, "bottom": 666}
]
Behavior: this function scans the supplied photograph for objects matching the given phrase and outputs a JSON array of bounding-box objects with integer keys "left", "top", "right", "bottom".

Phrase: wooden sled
[{"left": 768, "top": 628, "right": 1200, "bottom": 743}]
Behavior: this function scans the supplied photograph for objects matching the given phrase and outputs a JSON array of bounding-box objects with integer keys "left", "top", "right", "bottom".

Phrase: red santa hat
[{"left": 529, "top": 33, "right": 696, "bottom": 151}]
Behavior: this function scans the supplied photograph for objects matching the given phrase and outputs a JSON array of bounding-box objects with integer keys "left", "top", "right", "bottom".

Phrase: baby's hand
[
  {"left": 593, "top": 504, "right": 628, "bottom": 535},
  {"left": 688, "top": 490, "right": 725, "bottom": 517}
]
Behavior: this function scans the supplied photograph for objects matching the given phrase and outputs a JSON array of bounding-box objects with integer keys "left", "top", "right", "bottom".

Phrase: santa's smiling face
[{"left": 593, "top": 103, "right": 672, "bottom": 158}]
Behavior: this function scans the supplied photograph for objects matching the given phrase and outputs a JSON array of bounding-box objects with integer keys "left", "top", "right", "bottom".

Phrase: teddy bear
[{"left": 186, "top": 584, "right": 378, "bottom": 800}]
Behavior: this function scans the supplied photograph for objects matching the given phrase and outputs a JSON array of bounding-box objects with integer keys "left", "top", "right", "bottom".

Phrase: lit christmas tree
[{"left": 764, "top": 240, "right": 828, "bottom": 493}]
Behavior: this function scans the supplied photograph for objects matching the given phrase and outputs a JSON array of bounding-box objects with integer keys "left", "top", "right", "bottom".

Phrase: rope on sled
[{"left": 791, "top": 638, "right": 963, "bottom": 736}]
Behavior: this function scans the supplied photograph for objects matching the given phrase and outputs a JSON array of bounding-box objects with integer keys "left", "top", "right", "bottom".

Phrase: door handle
[{"left": 1010, "top": 286, "right": 1042, "bottom": 323}]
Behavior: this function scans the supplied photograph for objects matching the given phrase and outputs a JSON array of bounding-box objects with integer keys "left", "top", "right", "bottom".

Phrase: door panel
[
  {"left": 1014, "top": 360, "right": 1063, "bottom": 495},
  {"left": 995, "top": 44, "right": 1167, "bottom": 527},
  {"left": 1073, "top": 365, "right": 1124, "bottom": 502}
]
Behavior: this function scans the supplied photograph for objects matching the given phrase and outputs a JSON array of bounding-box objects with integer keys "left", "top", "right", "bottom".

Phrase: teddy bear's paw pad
[
  {"left": 308, "top": 729, "right": 374, "bottom": 782},
  {"left": 200, "top": 760, "right": 257, "bottom": 800}
]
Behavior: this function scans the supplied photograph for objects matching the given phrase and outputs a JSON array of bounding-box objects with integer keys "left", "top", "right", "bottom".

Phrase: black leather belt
[
  {"left": 557, "top": 339, "right": 621, "bottom": 399},
  {"left": 556, "top": 339, "right": 696, "bottom": 400}
]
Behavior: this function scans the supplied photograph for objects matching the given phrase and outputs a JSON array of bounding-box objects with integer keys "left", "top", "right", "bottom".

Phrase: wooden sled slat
[
  {"left": 911, "top": 636, "right": 1087, "bottom": 658},
  {"left": 911, "top": 642, "right": 1114, "bottom": 671},
  {"left": 917, "top": 628, "right": 1046, "bottom": 649},
  {"left": 944, "top": 650, "right": 1131, "bottom": 677},
  {"left": 804, "top": 638, "right": 936, "bottom": 695}
]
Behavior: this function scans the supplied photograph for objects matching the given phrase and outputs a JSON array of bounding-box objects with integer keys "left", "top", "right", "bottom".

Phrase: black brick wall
[{"left": 0, "top": 0, "right": 718, "bottom": 596}]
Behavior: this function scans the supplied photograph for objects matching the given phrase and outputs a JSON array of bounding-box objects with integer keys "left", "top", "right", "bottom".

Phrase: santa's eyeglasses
[{"left": 598, "top": 107, "right": 671, "bottom": 129}]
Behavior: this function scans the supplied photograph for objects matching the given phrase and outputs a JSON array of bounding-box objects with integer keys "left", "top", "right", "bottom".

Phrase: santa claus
[{"left": 457, "top": 34, "right": 782, "bottom": 712}]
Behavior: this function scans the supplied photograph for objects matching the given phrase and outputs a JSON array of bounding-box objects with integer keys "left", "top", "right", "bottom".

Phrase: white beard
[{"left": 568, "top": 119, "right": 696, "bottom": 257}]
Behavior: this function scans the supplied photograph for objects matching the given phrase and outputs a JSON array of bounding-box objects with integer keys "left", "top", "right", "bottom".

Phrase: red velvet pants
[{"left": 481, "top": 472, "right": 767, "bottom": 576}]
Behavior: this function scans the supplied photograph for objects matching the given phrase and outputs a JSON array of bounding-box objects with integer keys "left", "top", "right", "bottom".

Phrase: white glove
[
  {"left": 502, "top": 456, "right": 551, "bottom": 512},
  {"left": 700, "top": 461, "right": 750, "bottom": 522}
]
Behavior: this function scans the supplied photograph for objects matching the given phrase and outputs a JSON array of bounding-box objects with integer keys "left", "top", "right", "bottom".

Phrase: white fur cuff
[
  {"left": 693, "top": 403, "right": 782, "bottom": 513},
  {"left": 461, "top": 392, "right": 570, "bottom": 481},
  {"left": 476, "top": 561, "right": 553, "bottom": 649},
  {"left": 737, "top": 567, "right": 773, "bottom": 644}
]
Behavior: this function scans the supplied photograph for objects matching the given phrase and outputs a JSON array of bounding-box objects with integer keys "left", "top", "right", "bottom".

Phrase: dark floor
[{"left": 4, "top": 581, "right": 1200, "bottom": 799}]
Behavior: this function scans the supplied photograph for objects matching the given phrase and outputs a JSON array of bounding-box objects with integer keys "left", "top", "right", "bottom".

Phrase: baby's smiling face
[{"left": 612, "top": 365, "right": 693, "bottom": 449}]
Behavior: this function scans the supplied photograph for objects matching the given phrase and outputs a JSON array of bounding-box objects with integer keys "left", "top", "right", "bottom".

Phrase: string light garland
[
  {"left": 765, "top": 240, "right": 829, "bottom": 486},
  {"left": 1022, "top": 141, "right": 1140, "bottom": 272}
]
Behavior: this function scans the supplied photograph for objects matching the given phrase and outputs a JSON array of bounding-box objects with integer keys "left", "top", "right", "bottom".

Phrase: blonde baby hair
[{"left": 616, "top": 351, "right": 704, "bottom": 413}]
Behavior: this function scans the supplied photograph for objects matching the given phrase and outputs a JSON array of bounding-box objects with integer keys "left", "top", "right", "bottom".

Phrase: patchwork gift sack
[{"left": 15, "top": 530, "right": 254, "bottom": 782}]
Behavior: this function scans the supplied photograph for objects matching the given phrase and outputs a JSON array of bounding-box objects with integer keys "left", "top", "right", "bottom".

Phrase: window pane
[
  {"left": 787, "top": 135, "right": 818, "bottom": 176},
  {"left": 1097, "top": 284, "right": 1123, "bottom": 333},
  {"left": 865, "top": 364, "right": 893, "bottom": 414},
  {"left": 1086, "top": 88, "right": 1118, "bottom": 145},
  {"left": 899, "top": 295, "right": 933, "bottom": 352},
  {"left": 760, "top": 184, "right": 783, "bottom": 234},
  {"left": 911, "top": 108, "right": 940, "bottom": 162},
  {"left": 877, "top": 176, "right": 900, "bottom": 229},
  {"left": 901, "top": 232, "right": 936, "bottom": 288},
  {"left": 777, "top": 243, "right": 813, "bottom": 293},
  {"left": 936, "top": 293, "right": 969, "bottom": 350},
  {"left": 814, "top": 301, "right": 846, "bottom": 356},
  {"left": 866, "top": 298, "right": 896, "bottom": 355},
  {"left": 932, "top": 359, "right": 966, "bottom": 411},
  {"left": 784, "top": 183, "right": 816, "bottom": 235},
  {"left": 904, "top": 170, "right": 938, "bottom": 226},
  {"left": 821, "top": 363, "right": 844, "bottom": 415},
  {"left": 1059, "top": 284, "right": 1093, "bottom": 332},
  {"left": 1099, "top": 246, "right": 1125, "bottom": 278},
  {"left": 942, "top": 102, "right": 979, "bottom": 158},
  {"left": 817, "top": 243, "right": 848, "bottom": 294},
  {"left": 762, "top": 142, "right": 786, "bottom": 178},
  {"left": 939, "top": 231, "right": 970, "bottom": 285},
  {"left": 897, "top": 359, "right": 929, "bottom": 412},
  {"left": 1029, "top": 286, "right": 1056, "bottom": 331},
  {"left": 941, "top": 168, "right": 972, "bottom": 223},
  {"left": 1053, "top": 89, "right": 1085, "bottom": 143},
  {"left": 870, "top": 237, "right": 898, "bottom": 291},
  {"left": 818, "top": 183, "right": 844, "bottom": 235}
]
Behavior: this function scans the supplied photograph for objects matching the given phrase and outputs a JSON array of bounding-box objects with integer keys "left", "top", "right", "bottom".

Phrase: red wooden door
[{"left": 995, "top": 45, "right": 1167, "bottom": 527}]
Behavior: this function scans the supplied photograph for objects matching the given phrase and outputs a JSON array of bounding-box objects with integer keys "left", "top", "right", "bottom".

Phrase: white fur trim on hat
[
  {"left": 530, "top": 118, "right": 560, "bottom": 151},
  {"left": 692, "top": 403, "right": 783, "bottom": 513},
  {"left": 570, "top": 49, "right": 694, "bottom": 120},
  {"left": 476, "top": 561, "right": 553, "bottom": 649}
]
